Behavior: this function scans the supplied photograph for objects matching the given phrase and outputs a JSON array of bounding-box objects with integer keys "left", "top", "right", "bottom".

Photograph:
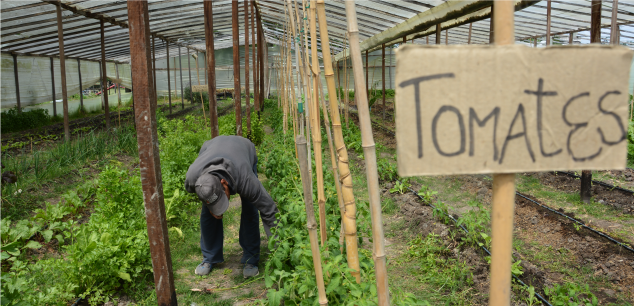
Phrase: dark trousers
[{"left": 200, "top": 156, "right": 261, "bottom": 265}]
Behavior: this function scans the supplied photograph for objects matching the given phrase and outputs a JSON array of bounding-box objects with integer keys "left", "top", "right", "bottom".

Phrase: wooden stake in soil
[
  {"left": 296, "top": 135, "right": 329, "bottom": 306},
  {"left": 343, "top": 0, "right": 390, "bottom": 303},
  {"left": 489, "top": 2, "right": 515, "bottom": 305},
  {"left": 610, "top": 0, "right": 619, "bottom": 44},
  {"left": 316, "top": 0, "right": 361, "bottom": 283},
  {"left": 126, "top": 2, "right": 176, "bottom": 305},
  {"left": 252, "top": 0, "right": 258, "bottom": 113},
  {"left": 204, "top": 0, "right": 218, "bottom": 137},
  {"left": 152, "top": 35, "right": 157, "bottom": 103},
  {"left": 308, "top": 3, "right": 328, "bottom": 245},
  {"left": 116, "top": 63, "right": 121, "bottom": 128}
]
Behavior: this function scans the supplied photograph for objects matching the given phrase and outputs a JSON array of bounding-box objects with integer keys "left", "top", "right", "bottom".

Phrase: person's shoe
[
  {"left": 243, "top": 264, "right": 259, "bottom": 278},
  {"left": 195, "top": 262, "right": 212, "bottom": 276}
]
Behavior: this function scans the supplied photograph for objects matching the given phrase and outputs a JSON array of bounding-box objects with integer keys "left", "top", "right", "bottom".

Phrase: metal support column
[
  {"left": 126, "top": 2, "right": 177, "bottom": 305},
  {"left": 56, "top": 4, "right": 70, "bottom": 141},
  {"left": 232, "top": 0, "right": 242, "bottom": 135},
  {"left": 204, "top": 0, "right": 218, "bottom": 137}
]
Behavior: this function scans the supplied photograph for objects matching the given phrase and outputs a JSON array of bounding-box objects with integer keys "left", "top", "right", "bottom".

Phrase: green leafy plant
[
  {"left": 417, "top": 185, "right": 438, "bottom": 203},
  {"left": 390, "top": 180, "right": 410, "bottom": 194},
  {"left": 543, "top": 283, "right": 598, "bottom": 306}
]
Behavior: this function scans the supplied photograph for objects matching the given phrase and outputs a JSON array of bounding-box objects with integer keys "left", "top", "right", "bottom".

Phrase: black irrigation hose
[
  {"left": 402, "top": 184, "right": 553, "bottom": 306},
  {"left": 515, "top": 192, "right": 634, "bottom": 254},
  {"left": 555, "top": 171, "right": 634, "bottom": 195},
  {"left": 70, "top": 297, "right": 82, "bottom": 306}
]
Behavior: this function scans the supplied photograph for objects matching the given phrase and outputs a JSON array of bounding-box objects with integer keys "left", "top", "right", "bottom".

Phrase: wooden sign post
[{"left": 395, "top": 2, "right": 633, "bottom": 306}]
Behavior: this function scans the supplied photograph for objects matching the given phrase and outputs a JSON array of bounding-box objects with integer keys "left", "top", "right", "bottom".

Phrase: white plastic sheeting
[{"left": 1, "top": 53, "right": 131, "bottom": 109}]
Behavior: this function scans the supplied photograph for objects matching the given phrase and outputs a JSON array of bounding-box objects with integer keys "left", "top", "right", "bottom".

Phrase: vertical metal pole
[
  {"left": 381, "top": 43, "right": 385, "bottom": 120},
  {"left": 126, "top": 3, "right": 177, "bottom": 306},
  {"left": 252, "top": 0, "right": 258, "bottom": 114},
  {"left": 187, "top": 48, "right": 193, "bottom": 104},
  {"left": 152, "top": 35, "right": 157, "bottom": 104},
  {"left": 57, "top": 4, "right": 70, "bottom": 141},
  {"left": 489, "top": 2, "right": 495, "bottom": 44},
  {"left": 569, "top": 32, "right": 574, "bottom": 45},
  {"left": 245, "top": 0, "right": 251, "bottom": 135},
  {"left": 77, "top": 58, "right": 83, "bottom": 111},
  {"left": 435, "top": 24, "right": 441, "bottom": 44},
  {"left": 233, "top": 0, "right": 242, "bottom": 136},
  {"left": 100, "top": 20, "right": 110, "bottom": 129},
  {"left": 591, "top": 0, "right": 602, "bottom": 44},
  {"left": 50, "top": 58, "right": 56, "bottom": 117},
  {"left": 546, "top": 0, "right": 551, "bottom": 46},
  {"left": 99, "top": 60, "right": 104, "bottom": 110},
  {"left": 365, "top": 50, "right": 369, "bottom": 100},
  {"left": 534, "top": 37, "right": 538, "bottom": 47},
  {"left": 468, "top": 23, "right": 472, "bottom": 44},
  {"left": 166, "top": 40, "right": 172, "bottom": 113},
  {"left": 12, "top": 54, "right": 21, "bottom": 113},
  {"left": 489, "top": 2, "right": 515, "bottom": 305},
  {"left": 610, "top": 0, "right": 619, "bottom": 45},
  {"left": 258, "top": 8, "right": 264, "bottom": 108},
  {"left": 173, "top": 58, "right": 177, "bottom": 110},
  {"left": 445, "top": 29, "right": 448, "bottom": 44},
  {"left": 179, "top": 46, "right": 184, "bottom": 109},
  {"left": 204, "top": 0, "right": 218, "bottom": 137},
  {"left": 581, "top": 0, "right": 602, "bottom": 203}
]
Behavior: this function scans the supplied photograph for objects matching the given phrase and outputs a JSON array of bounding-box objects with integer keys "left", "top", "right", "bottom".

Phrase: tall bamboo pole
[
  {"left": 316, "top": 0, "right": 361, "bottom": 283},
  {"left": 301, "top": 0, "right": 314, "bottom": 194},
  {"left": 610, "top": 0, "right": 619, "bottom": 44},
  {"left": 296, "top": 135, "right": 329, "bottom": 306},
  {"left": 343, "top": 36, "right": 349, "bottom": 127},
  {"left": 318, "top": 77, "right": 346, "bottom": 251},
  {"left": 309, "top": 1, "right": 328, "bottom": 246},
  {"left": 289, "top": 0, "right": 307, "bottom": 137},
  {"left": 489, "top": 1, "right": 516, "bottom": 305},
  {"left": 343, "top": 0, "right": 389, "bottom": 302}
]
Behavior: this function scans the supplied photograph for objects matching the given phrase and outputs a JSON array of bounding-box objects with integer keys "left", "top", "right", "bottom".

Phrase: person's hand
[{"left": 209, "top": 209, "right": 223, "bottom": 219}]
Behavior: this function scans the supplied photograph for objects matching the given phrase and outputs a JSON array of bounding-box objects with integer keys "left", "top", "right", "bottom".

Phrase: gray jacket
[{"left": 185, "top": 136, "right": 278, "bottom": 235}]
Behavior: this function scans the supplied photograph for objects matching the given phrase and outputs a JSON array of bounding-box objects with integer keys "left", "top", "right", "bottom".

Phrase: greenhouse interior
[{"left": 1, "top": 0, "right": 634, "bottom": 305}]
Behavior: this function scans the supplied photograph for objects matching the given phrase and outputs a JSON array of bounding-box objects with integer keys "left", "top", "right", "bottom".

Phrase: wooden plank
[
  {"left": 126, "top": 2, "right": 177, "bottom": 305},
  {"left": 56, "top": 4, "right": 70, "bottom": 141}
]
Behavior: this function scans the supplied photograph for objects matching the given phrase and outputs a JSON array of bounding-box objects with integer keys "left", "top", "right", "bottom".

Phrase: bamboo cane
[
  {"left": 192, "top": 52, "right": 207, "bottom": 123},
  {"left": 343, "top": 35, "right": 349, "bottom": 128},
  {"left": 284, "top": 7, "right": 298, "bottom": 139},
  {"left": 318, "top": 76, "right": 346, "bottom": 251},
  {"left": 301, "top": 0, "right": 314, "bottom": 196},
  {"left": 489, "top": 1, "right": 516, "bottom": 306},
  {"left": 308, "top": 2, "right": 328, "bottom": 246},
  {"left": 289, "top": 0, "right": 306, "bottom": 137},
  {"left": 314, "top": 0, "right": 361, "bottom": 283},
  {"left": 296, "top": 135, "right": 328, "bottom": 306},
  {"left": 342, "top": 0, "right": 389, "bottom": 301}
]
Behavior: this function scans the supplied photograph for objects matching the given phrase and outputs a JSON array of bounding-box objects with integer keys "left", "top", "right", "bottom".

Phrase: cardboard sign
[{"left": 395, "top": 45, "right": 633, "bottom": 176}]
